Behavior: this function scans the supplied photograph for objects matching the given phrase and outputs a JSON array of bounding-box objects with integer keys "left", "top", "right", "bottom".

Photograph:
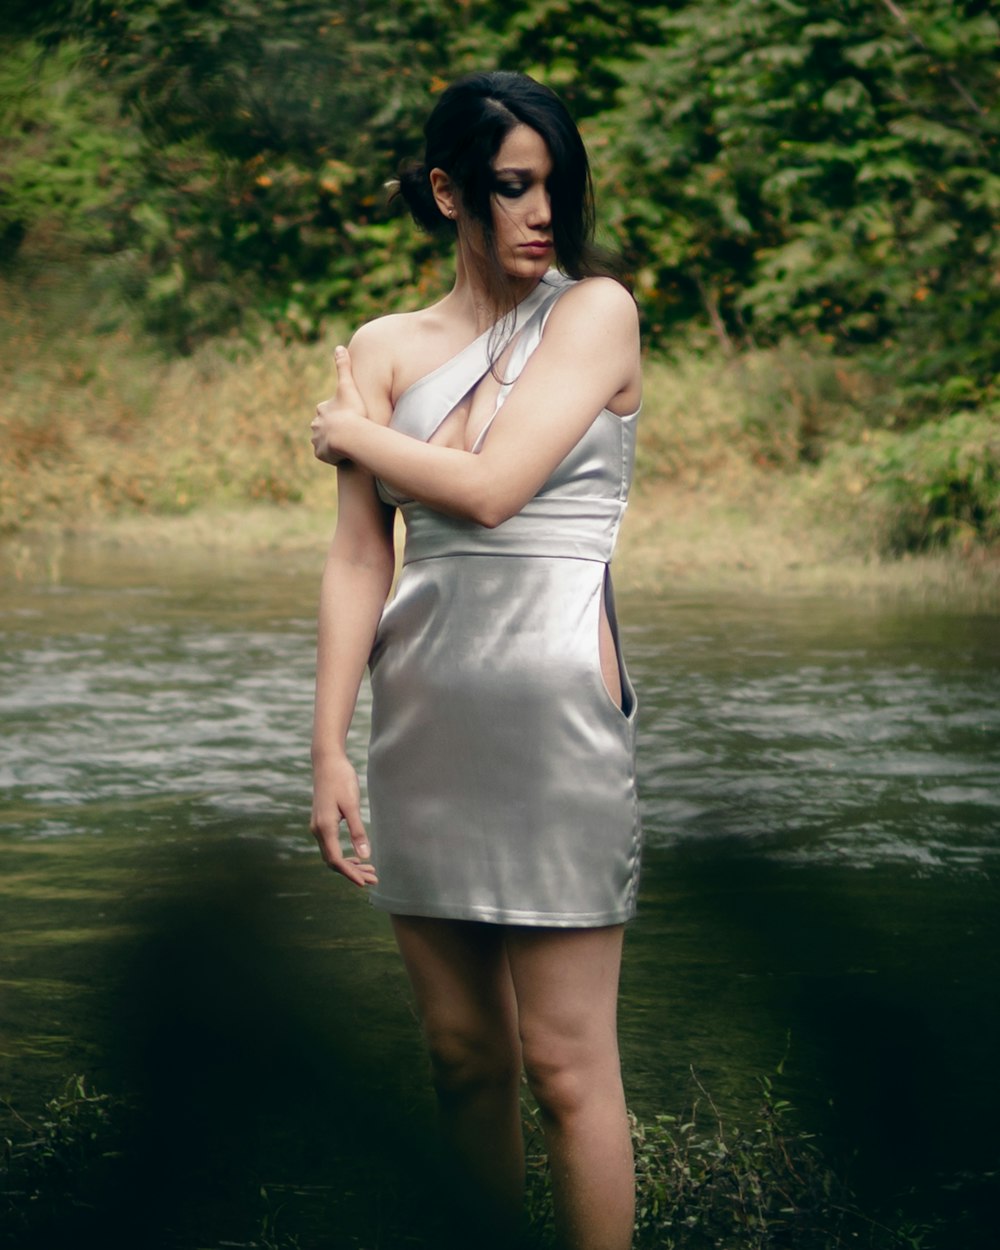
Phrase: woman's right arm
[{"left": 310, "top": 455, "right": 396, "bottom": 886}]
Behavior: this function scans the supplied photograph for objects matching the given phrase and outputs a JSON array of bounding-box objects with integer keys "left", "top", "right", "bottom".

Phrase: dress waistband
[{"left": 401, "top": 496, "right": 625, "bottom": 565}]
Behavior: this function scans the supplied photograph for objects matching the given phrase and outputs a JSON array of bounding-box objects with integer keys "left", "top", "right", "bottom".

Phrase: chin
[{"left": 505, "top": 254, "right": 552, "bottom": 279}]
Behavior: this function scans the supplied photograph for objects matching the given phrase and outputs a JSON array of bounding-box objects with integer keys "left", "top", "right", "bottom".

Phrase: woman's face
[{"left": 486, "top": 124, "right": 554, "bottom": 279}]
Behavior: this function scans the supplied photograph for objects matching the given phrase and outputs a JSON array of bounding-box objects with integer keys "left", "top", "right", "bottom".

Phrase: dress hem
[{"left": 369, "top": 893, "right": 636, "bottom": 928}]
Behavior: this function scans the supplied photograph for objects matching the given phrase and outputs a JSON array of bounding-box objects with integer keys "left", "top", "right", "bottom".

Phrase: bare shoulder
[
  {"left": 539, "top": 277, "right": 641, "bottom": 413},
  {"left": 543, "top": 277, "right": 640, "bottom": 354},
  {"left": 550, "top": 276, "right": 637, "bottom": 327},
  {"left": 347, "top": 311, "right": 412, "bottom": 365},
  {"left": 344, "top": 311, "right": 432, "bottom": 422},
  {"left": 354, "top": 297, "right": 483, "bottom": 403},
  {"left": 546, "top": 276, "right": 639, "bottom": 341},
  {"left": 349, "top": 305, "right": 448, "bottom": 354},
  {"left": 348, "top": 306, "right": 451, "bottom": 402}
]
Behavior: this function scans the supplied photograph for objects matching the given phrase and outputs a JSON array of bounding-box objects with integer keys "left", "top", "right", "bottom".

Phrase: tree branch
[{"left": 878, "top": 0, "right": 985, "bottom": 117}]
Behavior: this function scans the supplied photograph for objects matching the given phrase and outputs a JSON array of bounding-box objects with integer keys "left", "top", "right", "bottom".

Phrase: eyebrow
[{"left": 493, "top": 166, "right": 535, "bottom": 177}]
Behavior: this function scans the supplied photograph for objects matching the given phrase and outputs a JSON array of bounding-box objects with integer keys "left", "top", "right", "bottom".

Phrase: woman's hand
[
  {"left": 311, "top": 345, "right": 369, "bottom": 466},
  {"left": 310, "top": 753, "right": 378, "bottom": 887}
]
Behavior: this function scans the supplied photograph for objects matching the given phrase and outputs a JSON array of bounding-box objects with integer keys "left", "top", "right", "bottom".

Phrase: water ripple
[
  {"left": 2, "top": 584, "right": 997, "bottom": 876},
  {"left": 623, "top": 602, "right": 1000, "bottom": 874}
]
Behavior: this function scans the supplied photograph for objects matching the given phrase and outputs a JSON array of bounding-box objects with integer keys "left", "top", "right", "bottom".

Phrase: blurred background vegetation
[{"left": 1, "top": 0, "right": 997, "bottom": 564}]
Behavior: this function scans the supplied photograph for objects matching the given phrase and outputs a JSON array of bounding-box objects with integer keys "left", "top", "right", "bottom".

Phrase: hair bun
[{"left": 394, "top": 160, "right": 450, "bottom": 233}]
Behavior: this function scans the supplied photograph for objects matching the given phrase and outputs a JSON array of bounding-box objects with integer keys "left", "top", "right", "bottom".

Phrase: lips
[{"left": 519, "top": 241, "right": 553, "bottom": 252}]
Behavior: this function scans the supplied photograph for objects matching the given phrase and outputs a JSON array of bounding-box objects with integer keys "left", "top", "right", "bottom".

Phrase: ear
[{"left": 429, "top": 167, "right": 458, "bottom": 221}]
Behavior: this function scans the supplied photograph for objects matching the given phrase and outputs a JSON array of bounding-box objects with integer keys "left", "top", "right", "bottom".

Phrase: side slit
[{"left": 598, "top": 566, "right": 634, "bottom": 719}]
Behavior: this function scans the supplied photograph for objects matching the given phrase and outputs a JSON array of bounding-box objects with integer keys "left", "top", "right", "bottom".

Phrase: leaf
[
  {"left": 821, "top": 78, "right": 871, "bottom": 115},
  {"left": 888, "top": 116, "right": 980, "bottom": 155}
]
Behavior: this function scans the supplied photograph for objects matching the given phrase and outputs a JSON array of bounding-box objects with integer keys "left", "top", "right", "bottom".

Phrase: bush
[
  {"left": 0, "top": 38, "right": 141, "bottom": 260},
  {"left": 4, "top": 1, "right": 996, "bottom": 401},
  {"left": 820, "top": 409, "right": 1000, "bottom": 554},
  {"left": 524, "top": 1069, "right": 935, "bottom": 1249},
  {"left": 589, "top": 0, "right": 1000, "bottom": 399},
  {"left": 1, "top": 1075, "right": 128, "bottom": 1246},
  {"left": 0, "top": 1069, "right": 951, "bottom": 1250}
]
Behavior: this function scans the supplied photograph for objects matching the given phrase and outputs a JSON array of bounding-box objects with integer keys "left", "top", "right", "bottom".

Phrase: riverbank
[
  {"left": 2, "top": 273, "right": 997, "bottom": 604},
  {"left": 4, "top": 489, "right": 998, "bottom": 609}
]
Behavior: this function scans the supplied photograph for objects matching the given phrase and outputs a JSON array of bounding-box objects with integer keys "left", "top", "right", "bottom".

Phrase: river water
[{"left": 1, "top": 545, "right": 998, "bottom": 1246}]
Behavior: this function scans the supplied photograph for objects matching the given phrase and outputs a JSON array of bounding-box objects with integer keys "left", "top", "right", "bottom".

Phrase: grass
[
  {"left": 0, "top": 1076, "right": 128, "bottom": 1249},
  {"left": 524, "top": 1069, "right": 938, "bottom": 1250},
  {"left": 2, "top": 1071, "right": 940, "bottom": 1250},
  {"left": 0, "top": 264, "right": 342, "bottom": 534},
  {"left": 2, "top": 265, "right": 997, "bottom": 603},
  {"left": 620, "top": 352, "right": 1000, "bottom": 601}
]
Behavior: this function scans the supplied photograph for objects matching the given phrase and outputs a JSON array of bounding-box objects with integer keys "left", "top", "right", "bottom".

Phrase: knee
[
  {"left": 521, "top": 1024, "right": 624, "bottom": 1124},
  {"left": 424, "top": 1024, "right": 520, "bottom": 1104},
  {"left": 520, "top": 1036, "right": 596, "bottom": 1123}
]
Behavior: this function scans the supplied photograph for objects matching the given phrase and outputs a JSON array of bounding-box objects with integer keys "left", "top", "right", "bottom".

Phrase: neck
[{"left": 448, "top": 239, "right": 542, "bottom": 333}]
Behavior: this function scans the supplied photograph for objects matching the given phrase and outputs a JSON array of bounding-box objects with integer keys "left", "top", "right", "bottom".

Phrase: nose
[{"left": 525, "top": 183, "right": 551, "bottom": 229}]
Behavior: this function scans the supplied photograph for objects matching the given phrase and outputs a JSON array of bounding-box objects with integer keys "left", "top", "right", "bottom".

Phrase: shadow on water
[
  {"left": 6, "top": 840, "right": 514, "bottom": 1250},
  {"left": 633, "top": 845, "right": 1000, "bottom": 1214}
]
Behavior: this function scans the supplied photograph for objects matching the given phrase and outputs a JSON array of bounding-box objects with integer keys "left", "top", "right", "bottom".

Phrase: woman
[{"left": 309, "top": 71, "right": 642, "bottom": 1250}]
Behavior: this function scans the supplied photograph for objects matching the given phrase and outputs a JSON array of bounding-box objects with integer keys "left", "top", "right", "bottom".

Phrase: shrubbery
[
  {"left": 0, "top": 1, "right": 997, "bottom": 552},
  {"left": 821, "top": 407, "right": 1000, "bottom": 554},
  {"left": 2, "top": 1071, "right": 938, "bottom": 1249},
  {"left": 2, "top": 2, "right": 997, "bottom": 384}
]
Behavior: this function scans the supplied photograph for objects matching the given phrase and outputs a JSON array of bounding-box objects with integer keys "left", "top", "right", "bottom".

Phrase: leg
[
  {"left": 391, "top": 915, "right": 525, "bottom": 1233},
  {"left": 506, "top": 925, "right": 633, "bottom": 1250}
]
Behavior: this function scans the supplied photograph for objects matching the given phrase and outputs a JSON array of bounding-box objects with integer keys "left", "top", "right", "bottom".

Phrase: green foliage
[
  {"left": 53, "top": 0, "right": 465, "bottom": 345},
  {"left": 872, "top": 411, "right": 1000, "bottom": 553},
  {"left": 524, "top": 1069, "right": 935, "bottom": 1249},
  {"left": 0, "top": 1069, "right": 956, "bottom": 1250},
  {"left": 823, "top": 407, "right": 1000, "bottom": 554},
  {"left": 0, "top": 0, "right": 997, "bottom": 424},
  {"left": 46, "top": 1, "right": 670, "bottom": 345},
  {"left": 592, "top": 0, "right": 1000, "bottom": 400},
  {"left": 475, "top": 0, "right": 667, "bottom": 120},
  {"left": 1, "top": 1079, "right": 300, "bottom": 1249},
  {"left": 0, "top": 38, "right": 141, "bottom": 258},
  {"left": 732, "top": 344, "right": 874, "bottom": 468},
  {"left": 0, "top": 1075, "right": 127, "bottom": 1244},
  {"left": 255, "top": 1185, "right": 303, "bottom": 1250},
  {"left": 630, "top": 1080, "right": 842, "bottom": 1248}
]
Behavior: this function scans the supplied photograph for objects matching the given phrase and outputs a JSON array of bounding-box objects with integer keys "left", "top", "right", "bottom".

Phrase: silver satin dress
[{"left": 367, "top": 272, "right": 641, "bottom": 927}]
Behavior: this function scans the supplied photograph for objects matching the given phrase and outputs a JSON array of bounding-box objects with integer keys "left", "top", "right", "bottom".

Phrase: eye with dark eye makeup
[{"left": 492, "top": 179, "right": 528, "bottom": 199}]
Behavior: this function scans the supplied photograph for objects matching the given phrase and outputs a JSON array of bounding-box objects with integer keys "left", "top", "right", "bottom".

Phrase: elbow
[
  {"left": 466, "top": 497, "right": 517, "bottom": 529},
  {"left": 449, "top": 469, "right": 525, "bottom": 528}
]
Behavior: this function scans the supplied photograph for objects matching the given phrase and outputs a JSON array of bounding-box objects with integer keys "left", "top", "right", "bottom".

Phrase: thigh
[
  {"left": 391, "top": 915, "right": 520, "bottom": 1051},
  {"left": 505, "top": 925, "right": 625, "bottom": 1053}
]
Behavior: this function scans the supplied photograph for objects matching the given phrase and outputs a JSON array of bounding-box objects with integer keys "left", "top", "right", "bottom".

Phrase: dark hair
[{"left": 393, "top": 71, "right": 615, "bottom": 315}]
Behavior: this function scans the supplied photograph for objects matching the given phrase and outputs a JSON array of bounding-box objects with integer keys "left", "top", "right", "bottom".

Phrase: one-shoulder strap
[
  {"left": 469, "top": 278, "right": 577, "bottom": 453},
  {"left": 391, "top": 275, "right": 572, "bottom": 444}
]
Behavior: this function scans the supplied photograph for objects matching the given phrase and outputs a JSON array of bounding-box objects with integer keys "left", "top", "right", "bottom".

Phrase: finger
[
  {"left": 345, "top": 856, "right": 379, "bottom": 885},
  {"left": 310, "top": 820, "right": 341, "bottom": 868},
  {"left": 312, "top": 822, "right": 372, "bottom": 887},
  {"left": 340, "top": 859, "right": 376, "bottom": 887},
  {"left": 334, "top": 344, "right": 359, "bottom": 398},
  {"left": 343, "top": 802, "right": 371, "bottom": 860}
]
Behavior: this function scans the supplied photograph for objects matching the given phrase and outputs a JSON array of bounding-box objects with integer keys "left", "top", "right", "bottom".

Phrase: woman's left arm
[{"left": 311, "top": 278, "right": 639, "bottom": 528}]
